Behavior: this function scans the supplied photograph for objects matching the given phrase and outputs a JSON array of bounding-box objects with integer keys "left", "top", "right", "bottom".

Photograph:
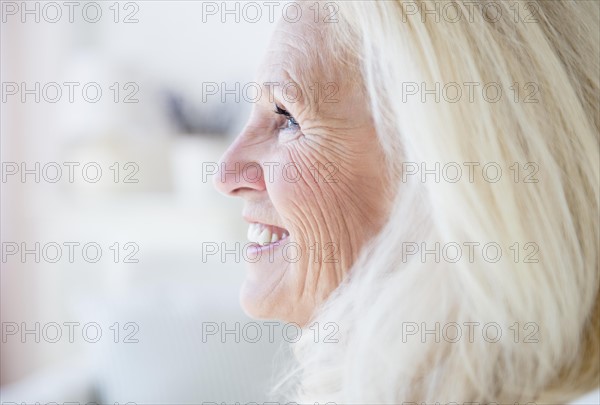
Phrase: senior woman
[{"left": 214, "top": 0, "right": 599, "bottom": 403}]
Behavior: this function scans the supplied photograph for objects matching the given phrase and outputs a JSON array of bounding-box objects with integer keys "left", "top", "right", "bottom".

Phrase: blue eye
[
  {"left": 284, "top": 116, "right": 299, "bottom": 129},
  {"left": 274, "top": 104, "right": 300, "bottom": 130}
]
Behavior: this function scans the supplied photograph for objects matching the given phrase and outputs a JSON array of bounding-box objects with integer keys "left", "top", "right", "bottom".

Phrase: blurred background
[{"left": 1, "top": 1, "right": 289, "bottom": 402}]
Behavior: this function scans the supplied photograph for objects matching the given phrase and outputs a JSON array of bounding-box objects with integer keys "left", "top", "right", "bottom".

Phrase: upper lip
[{"left": 242, "top": 215, "right": 288, "bottom": 231}]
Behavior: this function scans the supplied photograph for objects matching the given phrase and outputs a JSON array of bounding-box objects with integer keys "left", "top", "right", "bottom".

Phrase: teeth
[
  {"left": 247, "top": 223, "right": 289, "bottom": 245},
  {"left": 246, "top": 224, "right": 256, "bottom": 241},
  {"left": 258, "top": 228, "right": 271, "bottom": 245}
]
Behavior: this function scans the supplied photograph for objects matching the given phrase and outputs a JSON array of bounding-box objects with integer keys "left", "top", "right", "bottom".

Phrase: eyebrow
[{"left": 260, "top": 67, "right": 320, "bottom": 117}]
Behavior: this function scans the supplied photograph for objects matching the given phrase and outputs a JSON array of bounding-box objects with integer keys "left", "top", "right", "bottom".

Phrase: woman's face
[{"left": 215, "top": 13, "right": 391, "bottom": 325}]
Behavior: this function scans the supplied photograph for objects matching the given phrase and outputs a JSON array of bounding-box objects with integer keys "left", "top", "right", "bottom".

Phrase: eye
[{"left": 274, "top": 103, "right": 300, "bottom": 131}]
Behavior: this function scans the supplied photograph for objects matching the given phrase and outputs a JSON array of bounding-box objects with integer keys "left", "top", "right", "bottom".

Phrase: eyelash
[{"left": 274, "top": 104, "right": 300, "bottom": 130}]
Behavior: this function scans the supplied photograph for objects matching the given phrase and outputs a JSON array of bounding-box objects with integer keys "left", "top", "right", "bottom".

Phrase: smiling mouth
[{"left": 247, "top": 223, "right": 290, "bottom": 246}]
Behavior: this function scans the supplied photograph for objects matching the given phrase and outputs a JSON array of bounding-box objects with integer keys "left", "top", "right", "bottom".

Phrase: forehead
[{"left": 256, "top": 14, "right": 357, "bottom": 109}]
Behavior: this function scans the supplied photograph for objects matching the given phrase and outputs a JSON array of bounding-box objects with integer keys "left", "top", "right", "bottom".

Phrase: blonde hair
[{"left": 274, "top": 0, "right": 600, "bottom": 403}]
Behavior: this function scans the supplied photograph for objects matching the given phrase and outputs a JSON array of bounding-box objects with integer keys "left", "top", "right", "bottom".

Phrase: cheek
[
  {"left": 267, "top": 144, "right": 337, "bottom": 237},
  {"left": 253, "top": 134, "right": 389, "bottom": 322},
  {"left": 265, "top": 138, "right": 373, "bottom": 274}
]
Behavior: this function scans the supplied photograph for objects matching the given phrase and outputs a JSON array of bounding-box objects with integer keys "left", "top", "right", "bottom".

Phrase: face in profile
[{"left": 215, "top": 11, "right": 391, "bottom": 325}]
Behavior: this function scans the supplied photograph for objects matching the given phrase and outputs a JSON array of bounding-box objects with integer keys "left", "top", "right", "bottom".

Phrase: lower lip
[{"left": 246, "top": 235, "right": 290, "bottom": 257}]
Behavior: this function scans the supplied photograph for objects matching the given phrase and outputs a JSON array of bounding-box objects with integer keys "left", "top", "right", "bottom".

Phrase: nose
[{"left": 213, "top": 133, "right": 266, "bottom": 198}]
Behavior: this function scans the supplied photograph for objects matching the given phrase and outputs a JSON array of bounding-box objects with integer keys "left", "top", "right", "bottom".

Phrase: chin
[{"left": 239, "top": 272, "right": 311, "bottom": 326}]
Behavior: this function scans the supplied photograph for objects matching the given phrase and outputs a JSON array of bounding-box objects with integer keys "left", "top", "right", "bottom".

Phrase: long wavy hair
[{"left": 273, "top": 1, "right": 600, "bottom": 403}]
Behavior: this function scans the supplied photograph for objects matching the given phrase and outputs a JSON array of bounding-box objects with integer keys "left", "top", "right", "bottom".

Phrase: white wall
[{"left": 1, "top": 1, "right": 285, "bottom": 401}]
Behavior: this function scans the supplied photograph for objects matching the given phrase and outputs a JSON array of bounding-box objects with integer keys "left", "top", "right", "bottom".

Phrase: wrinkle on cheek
[
  {"left": 301, "top": 136, "right": 384, "bottom": 229},
  {"left": 302, "top": 135, "right": 356, "bottom": 176},
  {"left": 287, "top": 198, "right": 346, "bottom": 308},
  {"left": 275, "top": 145, "right": 360, "bottom": 303},
  {"left": 306, "top": 130, "right": 390, "bottom": 222},
  {"left": 302, "top": 139, "right": 386, "bottom": 236},
  {"left": 300, "top": 124, "right": 380, "bottom": 188}
]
